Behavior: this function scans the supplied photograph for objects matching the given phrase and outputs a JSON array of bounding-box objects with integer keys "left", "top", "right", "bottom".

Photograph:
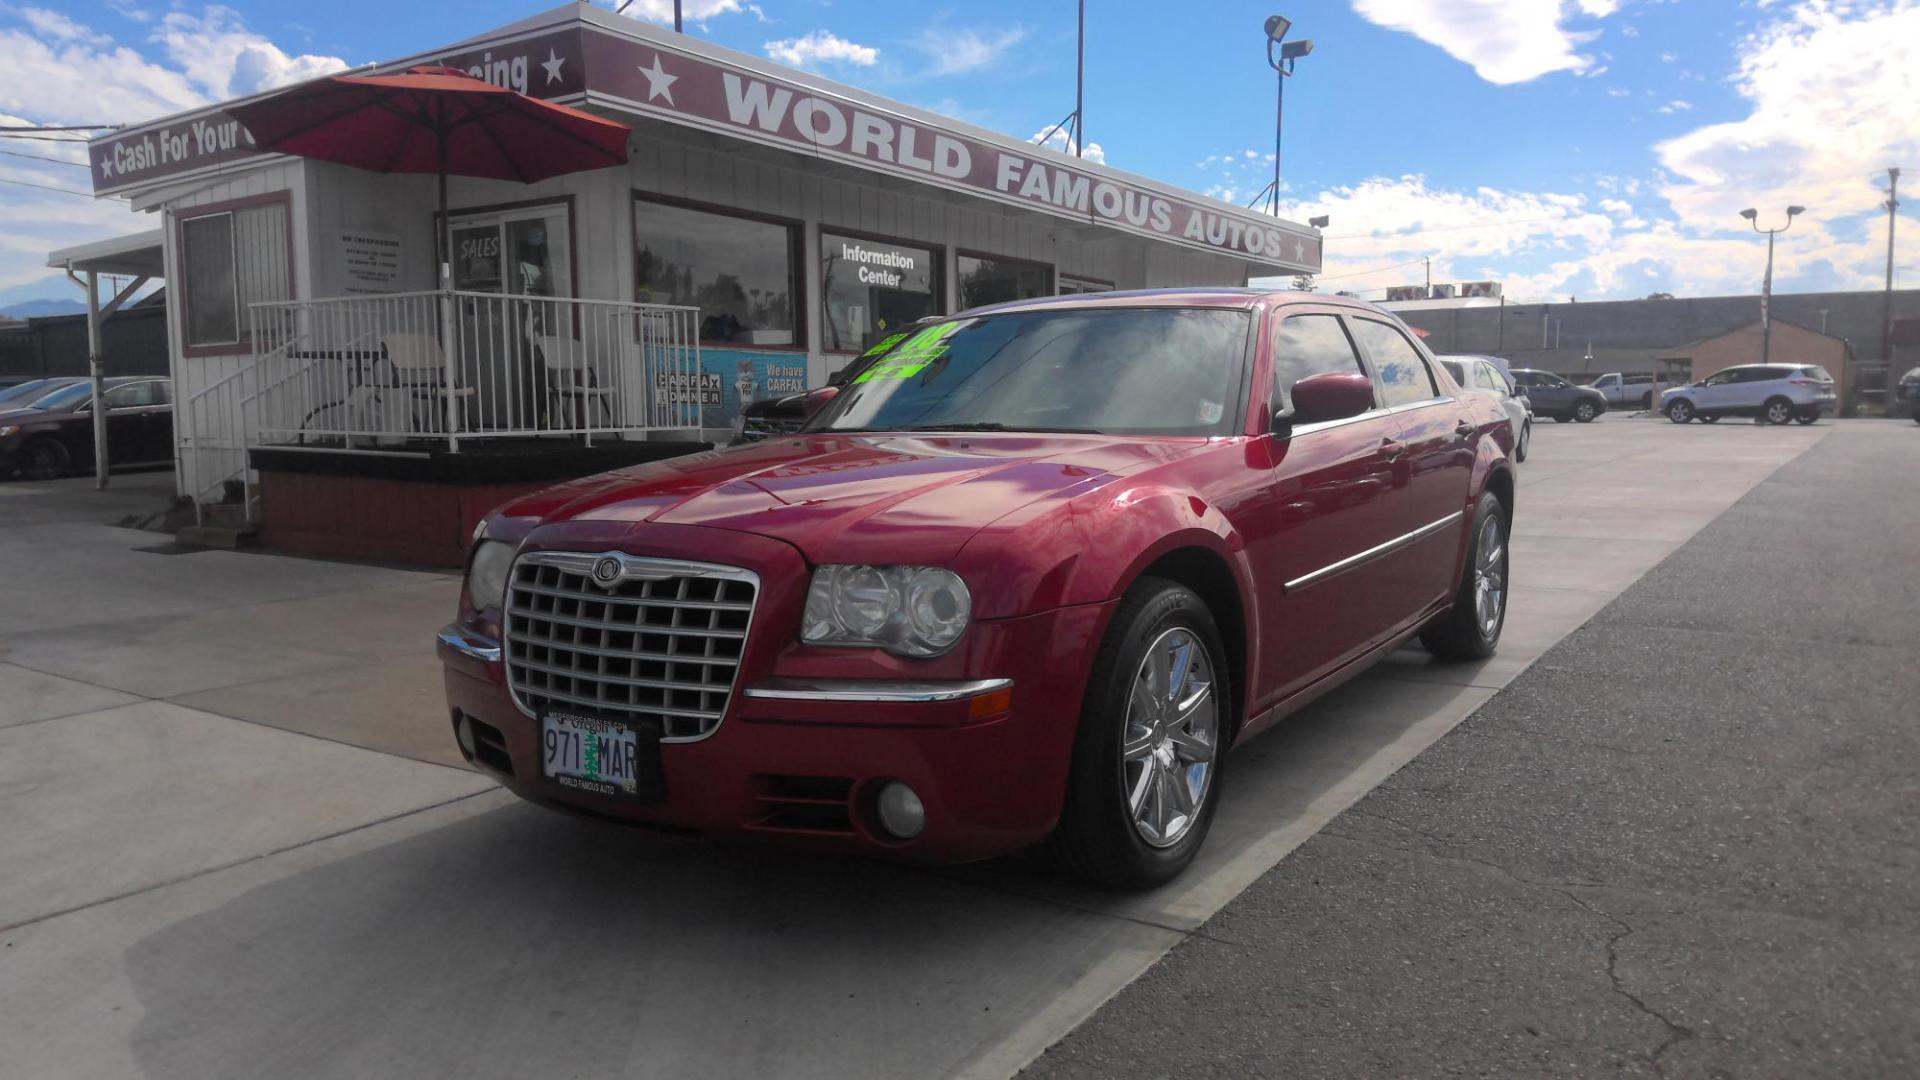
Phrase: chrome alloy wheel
[
  {"left": 1122, "top": 627, "right": 1219, "bottom": 848},
  {"left": 1474, "top": 513, "right": 1507, "bottom": 639}
]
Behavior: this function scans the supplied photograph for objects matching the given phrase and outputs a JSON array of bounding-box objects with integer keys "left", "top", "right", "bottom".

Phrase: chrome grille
[{"left": 504, "top": 552, "right": 759, "bottom": 741}]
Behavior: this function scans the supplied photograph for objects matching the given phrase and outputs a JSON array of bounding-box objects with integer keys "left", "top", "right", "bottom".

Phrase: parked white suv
[{"left": 1659, "top": 364, "right": 1836, "bottom": 425}]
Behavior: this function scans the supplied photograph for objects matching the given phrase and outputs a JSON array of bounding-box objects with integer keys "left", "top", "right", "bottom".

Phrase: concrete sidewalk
[
  {"left": 1020, "top": 422, "right": 1920, "bottom": 1079},
  {"left": 0, "top": 422, "right": 1839, "bottom": 1079}
]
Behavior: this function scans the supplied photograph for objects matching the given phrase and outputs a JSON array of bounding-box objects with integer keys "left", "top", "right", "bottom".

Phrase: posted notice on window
[{"left": 339, "top": 229, "right": 403, "bottom": 294}]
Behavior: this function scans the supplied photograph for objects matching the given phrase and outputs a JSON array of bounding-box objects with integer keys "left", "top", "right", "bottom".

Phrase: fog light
[
  {"left": 875, "top": 781, "right": 925, "bottom": 840},
  {"left": 454, "top": 713, "right": 477, "bottom": 761}
]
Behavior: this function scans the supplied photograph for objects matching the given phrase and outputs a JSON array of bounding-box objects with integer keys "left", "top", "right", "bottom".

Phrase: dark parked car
[
  {"left": 0, "top": 377, "right": 82, "bottom": 409},
  {"left": 1899, "top": 366, "right": 1920, "bottom": 423},
  {"left": 439, "top": 290, "right": 1517, "bottom": 888},
  {"left": 1510, "top": 368, "right": 1607, "bottom": 423},
  {"left": 732, "top": 344, "right": 899, "bottom": 444},
  {"left": 0, "top": 376, "right": 174, "bottom": 479}
]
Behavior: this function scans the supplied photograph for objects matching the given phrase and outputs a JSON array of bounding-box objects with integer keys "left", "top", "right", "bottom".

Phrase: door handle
[
  {"left": 1380, "top": 438, "right": 1406, "bottom": 460},
  {"left": 1454, "top": 419, "right": 1474, "bottom": 437}
]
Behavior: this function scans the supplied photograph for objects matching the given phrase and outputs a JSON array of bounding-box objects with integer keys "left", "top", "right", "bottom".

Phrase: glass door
[{"left": 449, "top": 205, "right": 572, "bottom": 434}]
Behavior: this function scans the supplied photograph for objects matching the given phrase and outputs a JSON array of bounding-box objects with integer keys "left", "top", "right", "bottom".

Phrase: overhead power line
[
  {"left": 0, "top": 175, "right": 109, "bottom": 199},
  {"left": 0, "top": 148, "right": 90, "bottom": 169},
  {"left": 1316, "top": 256, "right": 1430, "bottom": 282},
  {"left": 0, "top": 124, "right": 119, "bottom": 132}
]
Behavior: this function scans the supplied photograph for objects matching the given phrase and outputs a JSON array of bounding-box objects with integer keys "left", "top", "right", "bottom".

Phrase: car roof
[{"left": 951, "top": 287, "right": 1404, "bottom": 321}]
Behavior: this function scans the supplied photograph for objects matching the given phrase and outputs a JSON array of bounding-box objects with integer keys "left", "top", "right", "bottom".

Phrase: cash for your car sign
[{"left": 656, "top": 349, "right": 812, "bottom": 429}]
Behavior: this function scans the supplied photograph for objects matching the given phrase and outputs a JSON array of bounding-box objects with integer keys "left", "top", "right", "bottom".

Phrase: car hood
[
  {"left": 503, "top": 432, "right": 1207, "bottom": 564},
  {"left": 0, "top": 406, "right": 53, "bottom": 425}
]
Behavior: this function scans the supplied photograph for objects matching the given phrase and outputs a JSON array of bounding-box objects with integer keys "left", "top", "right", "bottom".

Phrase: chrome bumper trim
[
  {"left": 437, "top": 624, "right": 502, "bottom": 664},
  {"left": 743, "top": 677, "right": 1013, "bottom": 703}
]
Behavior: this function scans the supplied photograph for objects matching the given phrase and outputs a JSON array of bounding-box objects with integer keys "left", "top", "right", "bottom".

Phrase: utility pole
[
  {"left": 1424, "top": 256, "right": 1431, "bottom": 298},
  {"left": 1075, "top": 0, "right": 1084, "bottom": 156},
  {"left": 1883, "top": 168, "right": 1900, "bottom": 401}
]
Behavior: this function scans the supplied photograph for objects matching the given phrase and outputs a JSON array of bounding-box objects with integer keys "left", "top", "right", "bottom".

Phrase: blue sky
[{"left": 2, "top": 0, "right": 1915, "bottom": 307}]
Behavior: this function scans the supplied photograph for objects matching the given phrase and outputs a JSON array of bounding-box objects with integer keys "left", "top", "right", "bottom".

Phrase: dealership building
[{"left": 66, "top": 2, "right": 1321, "bottom": 564}]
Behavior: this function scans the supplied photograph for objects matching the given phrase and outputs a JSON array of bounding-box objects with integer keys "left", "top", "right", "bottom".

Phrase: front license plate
[{"left": 540, "top": 707, "right": 664, "bottom": 801}]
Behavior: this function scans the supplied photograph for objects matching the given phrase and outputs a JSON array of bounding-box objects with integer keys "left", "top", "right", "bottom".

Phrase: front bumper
[{"left": 439, "top": 529, "right": 1115, "bottom": 862}]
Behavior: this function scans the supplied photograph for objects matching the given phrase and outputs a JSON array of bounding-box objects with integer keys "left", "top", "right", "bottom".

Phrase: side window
[
  {"left": 1473, "top": 363, "right": 1502, "bottom": 392},
  {"left": 1705, "top": 370, "right": 1739, "bottom": 386},
  {"left": 1350, "top": 318, "right": 1437, "bottom": 407},
  {"left": 103, "top": 382, "right": 158, "bottom": 409},
  {"left": 1270, "top": 314, "right": 1366, "bottom": 410}
]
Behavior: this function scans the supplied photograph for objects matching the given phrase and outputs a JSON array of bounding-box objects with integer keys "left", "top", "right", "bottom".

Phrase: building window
[
  {"left": 1057, "top": 275, "right": 1114, "bottom": 295},
  {"left": 634, "top": 197, "right": 799, "bottom": 346},
  {"left": 958, "top": 253, "right": 1052, "bottom": 309},
  {"left": 180, "top": 201, "right": 289, "bottom": 349},
  {"left": 820, "top": 230, "right": 939, "bottom": 352}
]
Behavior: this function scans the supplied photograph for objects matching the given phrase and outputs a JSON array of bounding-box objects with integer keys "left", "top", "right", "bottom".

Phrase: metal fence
[{"left": 179, "top": 290, "right": 702, "bottom": 521}]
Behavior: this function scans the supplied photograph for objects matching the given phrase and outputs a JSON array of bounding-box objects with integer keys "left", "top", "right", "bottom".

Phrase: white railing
[{"left": 178, "top": 290, "right": 703, "bottom": 523}]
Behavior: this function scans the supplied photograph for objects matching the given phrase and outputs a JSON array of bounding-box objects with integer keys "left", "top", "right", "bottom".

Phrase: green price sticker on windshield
[
  {"left": 853, "top": 322, "right": 963, "bottom": 383},
  {"left": 860, "top": 331, "right": 910, "bottom": 359}
]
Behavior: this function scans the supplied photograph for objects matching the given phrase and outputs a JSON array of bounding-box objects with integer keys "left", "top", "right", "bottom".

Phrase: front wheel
[
  {"left": 1057, "top": 578, "right": 1230, "bottom": 890},
  {"left": 1763, "top": 398, "right": 1794, "bottom": 425},
  {"left": 19, "top": 439, "right": 71, "bottom": 480},
  {"left": 1573, "top": 401, "right": 1598, "bottom": 423},
  {"left": 1420, "top": 491, "right": 1509, "bottom": 661},
  {"left": 1667, "top": 399, "right": 1695, "bottom": 424},
  {"left": 1515, "top": 421, "right": 1530, "bottom": 463}
]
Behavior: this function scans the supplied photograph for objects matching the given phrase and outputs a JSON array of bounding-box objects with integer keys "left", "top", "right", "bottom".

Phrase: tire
[
  {"left": 1573, "top": 400, "right": 1598, "bottom": 423},
  {"left": 1057, "top": 577, "right": 1231, "bottom": 890},
  {"left": 18, "top": 439, "right": 70, "bottom": 481},
  {"left": 1553, "top": 414, "right": 1571, "bottom": 424},
  {"left": 1639, "top": 392, "right": 1654, "bottom": 409},
  {"left": 1420, "top": 491, "right": 1509, "bottom": 662},
  {"left": 1763, "top": 398, "right": 1794, "bottom": 425},
  {"left": 1666, "top": 399, "right": 1695, "bottom": 424},
  {"left": 1515, "top": 421, "right": 1530, "bottom": 463}
]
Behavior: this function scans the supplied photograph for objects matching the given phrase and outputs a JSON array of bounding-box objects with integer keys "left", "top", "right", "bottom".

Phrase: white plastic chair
[
  {"left": 379, "top": 332, "right": 474, "bottom": 435},
  {"left": 538, "top": 334, "right": 615, "bottom": 430}
]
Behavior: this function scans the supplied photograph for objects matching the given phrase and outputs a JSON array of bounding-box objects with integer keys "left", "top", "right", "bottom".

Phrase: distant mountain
[{"left": 0, "top": 299, "right": 86, "bottom": 319}]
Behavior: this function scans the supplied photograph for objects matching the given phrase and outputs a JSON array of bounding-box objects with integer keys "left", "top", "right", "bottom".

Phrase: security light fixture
[
  {"left": 1281, "top": 39, "right": 1315, "bottom": 61},
  {"left": 1309, "top": 214, "right": 1330, "bottom": 228},
  {"left": 1264, "top": 15, "right": 1292, "bottom": 42},
  {"left": 1787, "top": 205, "right": 1805, "bottom": 217},
  {"left": 1742, "top": 205, "right": 1806, "bottom": 366},
  {"left": 1248, "top": 15, "right": 1311, "bottom": 218},
  {"left": 1740, "top": 208, "right": 1758, "bottom": 220}
]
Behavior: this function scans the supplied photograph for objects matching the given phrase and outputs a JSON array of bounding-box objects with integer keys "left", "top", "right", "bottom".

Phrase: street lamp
[
  {"left": 1245, "top": 16, "right": 1312, "bottom": 216},
  {"left": 1742, "top": 204, "right": 1803, "bottom": 364}
]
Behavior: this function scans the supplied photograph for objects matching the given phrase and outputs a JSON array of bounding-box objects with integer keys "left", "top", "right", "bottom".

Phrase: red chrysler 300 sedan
[{"left": 438, "top": 289, "right": 1516, "bottom": 888}]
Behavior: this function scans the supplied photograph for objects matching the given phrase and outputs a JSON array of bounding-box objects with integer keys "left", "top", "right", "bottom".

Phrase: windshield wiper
[{"left": 844, "top": 422, "right": 1107, "bottom": 434}]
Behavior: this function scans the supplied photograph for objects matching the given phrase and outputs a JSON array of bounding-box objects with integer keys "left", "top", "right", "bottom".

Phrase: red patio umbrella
[{"left": 231, "top": 66, "right": 631, "bottom": 291}]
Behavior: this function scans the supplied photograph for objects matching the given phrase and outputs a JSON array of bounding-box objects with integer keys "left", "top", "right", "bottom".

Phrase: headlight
[
  {"left": 803, "top": 565, "right": 971, "bottom": 657},
  {"left": 0, "top": 425, "right": 17, "bottom": 437},
  {"left": 466, "top": 540, "right": 515, "bottom": 613}
]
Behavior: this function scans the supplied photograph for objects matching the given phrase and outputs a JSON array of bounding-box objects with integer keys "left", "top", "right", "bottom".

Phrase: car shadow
[{"left": 120, "top": 798, "right": 1162, "bottom": 1080}]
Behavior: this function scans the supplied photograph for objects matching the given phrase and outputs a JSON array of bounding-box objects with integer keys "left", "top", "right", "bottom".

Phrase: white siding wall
[{"left": 160, "top": 136, "right": 1258, "bottom": 496}]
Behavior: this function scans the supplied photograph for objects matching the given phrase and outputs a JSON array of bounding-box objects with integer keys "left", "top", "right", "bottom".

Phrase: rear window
[
  {"left": 1797, "top": 366, "right": 1834, "bottom": 382},
  {"left": 1440, "top": 360, "right": 1466, "bottom": 383}
]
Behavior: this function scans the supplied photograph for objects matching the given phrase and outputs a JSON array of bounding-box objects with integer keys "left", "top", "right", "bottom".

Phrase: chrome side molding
[{"left": 1284, "top": 510, "right": 1464, "bottom": 592}]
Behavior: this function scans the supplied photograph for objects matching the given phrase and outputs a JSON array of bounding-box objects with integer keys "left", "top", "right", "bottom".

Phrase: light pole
[
  {"left": 1741, "top": 204, "right": 1803, "bottom": 365},
  {"left": 1246, "top": 16, "right": 1312, "bottom": 216}
]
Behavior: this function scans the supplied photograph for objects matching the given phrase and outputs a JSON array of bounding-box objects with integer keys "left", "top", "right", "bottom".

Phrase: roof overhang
[
  {"left": 46, "top": 229, "right": 165, "bottom": 277},
  {"left": 84, "top": 3, "right": 1320, "bottom": 275}
]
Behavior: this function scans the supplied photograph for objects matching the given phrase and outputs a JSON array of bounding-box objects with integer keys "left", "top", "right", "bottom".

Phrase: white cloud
[
  {"left": 1657, "top": 99, "right": 1692, "bottom": 113},
  {"left": 154, "top": 6, "right": 346, "bottom": 99},
  {"left": 1029, "top": 126, "right": 1105, "bottom": 164},
  {"left": 1349, "top": 0, "right": 1611, "bottom": 84},
  {"left": 913, "top": 25, "right": 1025, "bottom": 76},
  {"left": 17, "top": 7, "right": 109, "bottom": 44},
  {"left": 1607, "top": 87, "right": 1632, "bottom": 97},
  {"left": 763, "top": 30, "right": 878, "bottom": 69},
  {"left": 0, "top": 6, "right": 344, "bottom": 300},
  {"left": 1656, "top": 0, "right": 1920, "bottom": 227},
  {"left": 1620, "top": 24, "right": 1640, "bottom": 37},
  {"left": 1659, "top": 51, "right": 1677, "bottom": 62},
  {"left": 601, "top": 0, "right": 763, "bottom": 26}
]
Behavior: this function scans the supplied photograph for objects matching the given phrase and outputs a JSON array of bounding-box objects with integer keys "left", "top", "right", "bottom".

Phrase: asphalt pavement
[{"left": 1020, "top": 420, "right": 1920, "bottom": 1079}]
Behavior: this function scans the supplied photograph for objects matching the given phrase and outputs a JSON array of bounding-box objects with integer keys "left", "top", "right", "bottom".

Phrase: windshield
[
  {"left": 0, "top": 379, "right": 54, "bottom": 405},
  {"left": 815, "top": 306, "right": 1251, "bottom": 437},
  {"left": 1440, "top": 360, "right": 1466, "bottom": 383},
  {"left": 24, "top": 382, "right": 95, "bottom": 412}
]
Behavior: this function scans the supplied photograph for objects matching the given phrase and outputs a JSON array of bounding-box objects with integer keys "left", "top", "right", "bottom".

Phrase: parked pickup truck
[{"left": 1589, "top": 372, "right": 1660, "bottom": 409}]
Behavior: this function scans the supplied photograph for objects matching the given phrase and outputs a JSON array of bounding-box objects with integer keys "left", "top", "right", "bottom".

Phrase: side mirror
[
  {"left": 1513, "top": 384, "right": 1528, "bottom": 397},
  {"left": 800, "top": 385, "right": 840, "bottom": 418},
  {"left": 1280, "top": 371, "right": 1376, "bottom": 433}
]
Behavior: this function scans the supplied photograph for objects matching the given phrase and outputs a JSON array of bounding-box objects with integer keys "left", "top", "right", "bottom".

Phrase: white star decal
[
  {"left": 541, "top": 49, "right": 565, "bottom": 85},
  {"left": 639, "top": 55, "right": 677, "bottom": 105},
  {"left": 1294, "top": 239, "right": 1306, "bottom": 262}
]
